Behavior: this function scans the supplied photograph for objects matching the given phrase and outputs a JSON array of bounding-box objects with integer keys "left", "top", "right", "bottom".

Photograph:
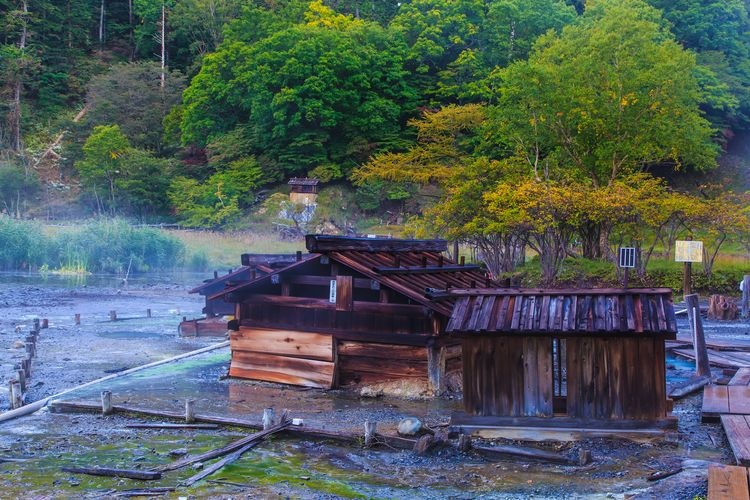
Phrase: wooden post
[
  {"left": 427, "top": 345, "right": 446, "bottom": 395},
  {"left": 296, "top": 250, "right": 302, "bottom": 261},
  {"left": 74, "top": 313, "right": 81, "bottom": 325},
  {"left": 453, "top": 241, "right": 459, "bottom": 262},
  {"left": 683, "top": 262, "right": 692, "bottom": 296},
  {"left": 185, "top": 399, "right": 195, "bottom": 423},
  {"left": 742, "top": 275, "right": 750, "bottom": 318},
  {"left": 25, "top": 342, "right": 34, "bottom": 359},
  {"left": 458, "top": 434, "right": 471, "bottom": 453},
  {"left": 364, "top": 421, "right": 377, "bottom": 448},
  {"left": 109, "top": 310, "right": 117, "bottom": 321},
  {"left": 101, "top": 390, "right": 113, "bottom": 415},
  {"left": 16, "top": 369, "right": 25, "bottom": 393},
  {"left": 146, "top": 309, "right": 152, "bottom": 318},
  {"left": 685, "top": 294, "right": 710, "bottom": 377},
  {"left": 41, "top": 318, "right": 48, "bottom": 329},
  {"left": 262, "top": 408, "right": 275, "bottom": 430},
  {"left": 213, "top": 270, "right": 218, "bottom": 279},
  {"left": 22, "top": 356, "right": 31, "bottom": 378},
  {"left": 460, "top": 256, "right": 465, "bottom": 266},
  {"left": 33, "top": 318, "right": 40, "bottom": 331},
  {"left": 10, "top": 381, "right": 23, "bottom": 409}
]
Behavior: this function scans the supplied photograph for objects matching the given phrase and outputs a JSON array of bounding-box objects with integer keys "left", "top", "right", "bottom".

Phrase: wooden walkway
[
  {"left": 674, "top": 348, "right": 750, "bottom": 369},
  {"left": 709, "top": 464, "right": 750, "bottom": 499},
  {"left": 704, "top": 369, "right": 750, "bottom": 466},
  {"left": 668, "top": 336, "right": 750, "bottom": 352}
]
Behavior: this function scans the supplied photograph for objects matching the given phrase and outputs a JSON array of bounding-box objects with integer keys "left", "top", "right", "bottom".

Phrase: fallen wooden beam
[
  {"left": 668, "top": 375, "right": 711, "bottom": 399},
  {"left": 113, "top": 487, "right": 175, "bottom": 497},
  {"left": 472, "top": 444, "right": 579, "bottom": 465},
  {"left": 61, "top": 466, "right": 161, "bottom": 481},
  {"left": 49, "top": 399, "right": 417, "bottom": 450},
  {"left": 124, "top": 423, "right": 219, "bottom": 430},
  {"left": 647, "top": 467, "right": 683, "bottom": 481},
  {"left": 181, "top": 440, "right": 262, "bottom": 487},
  {"left": 156, "top": 414, "right": 291, "bottom": 472}
]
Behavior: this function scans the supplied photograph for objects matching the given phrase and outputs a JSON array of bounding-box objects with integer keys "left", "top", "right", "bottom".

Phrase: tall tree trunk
[
  {"left": 8, "top": 0, "right": 28, "bottom": 154},
  {"left": 128, "top": 0, "right": 134, "bottom": 60},
  {"left": 160, "top": 1, "right": 166, "bottom": 88},
  {"left": 99, "top": 0, "right": 105, "bottom": 47}
]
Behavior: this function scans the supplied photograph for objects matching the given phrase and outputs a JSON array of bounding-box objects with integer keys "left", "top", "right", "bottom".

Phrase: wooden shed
[
  {"left": 441, "top": 288, "right": 678, "bottom": 436},
  {"left": 288, "top": 177, "right": 320, "bottom": 205},
  {"left": 210, "top": 235, "right": 494, "bottom": 391}
]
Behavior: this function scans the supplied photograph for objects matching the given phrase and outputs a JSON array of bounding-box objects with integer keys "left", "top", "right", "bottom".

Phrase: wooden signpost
[{"left": 675, "top": 240, "right": 703, "bottom": 296}]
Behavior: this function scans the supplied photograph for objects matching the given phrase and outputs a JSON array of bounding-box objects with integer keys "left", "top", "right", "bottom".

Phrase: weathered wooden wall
[{"left": 463, "top": 335, "right": 668, "bottom": 421}]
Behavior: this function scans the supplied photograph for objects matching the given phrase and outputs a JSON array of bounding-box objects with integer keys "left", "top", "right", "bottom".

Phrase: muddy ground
[{"left": 0, "top": 273, "right": 744, "bottom": 499}]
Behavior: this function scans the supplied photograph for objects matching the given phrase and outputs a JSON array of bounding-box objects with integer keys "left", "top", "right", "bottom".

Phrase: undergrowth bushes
[{"left": 0, "top": 216, "right": 184, "bottom": 273}]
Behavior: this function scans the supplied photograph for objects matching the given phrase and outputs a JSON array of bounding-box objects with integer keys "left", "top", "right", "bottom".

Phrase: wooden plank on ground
[
  {"left": 721, "top": 416, "right": 750, "bottom": 467},
  {"left": 231, "top": 327, "right": 333, "bottom": 362},
  {"left": 729, "top": 386, "right": 750, "bottom": 415},
  {"left": 675, "top": 349, "right": 750, "bottom": 369},
  {"left": 731, "top": 369, "right": 750, "bottom": 386},
  {"left": 703, "top": 386, "right": 731, "bottom": 420},
  {"left": 230, "top": 351, "right": 334, "bottom": 388},
  {"left": 708, "top": 464, "right": 750, "bottom": 499}
]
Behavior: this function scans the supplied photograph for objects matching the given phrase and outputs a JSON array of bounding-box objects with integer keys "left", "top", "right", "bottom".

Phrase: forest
[{"left": 0, "top": 0, "right": 749, "bottom": 284}]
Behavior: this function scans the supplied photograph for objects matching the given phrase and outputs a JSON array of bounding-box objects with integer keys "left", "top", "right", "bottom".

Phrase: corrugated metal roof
[{"left": 445, "top": 288, "right": 677, "bottom": 336}]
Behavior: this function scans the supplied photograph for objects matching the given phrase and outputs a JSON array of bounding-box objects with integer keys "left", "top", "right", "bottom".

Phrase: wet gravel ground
[{"left": 0, "top": 277, "right": 746, "bottom": 498}]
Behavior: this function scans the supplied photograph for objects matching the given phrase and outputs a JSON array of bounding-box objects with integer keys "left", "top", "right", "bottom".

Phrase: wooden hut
[
  {"left": 441, "top": 288, "right": 678, "bottom": 436},
  {"left": 210, "top": 235, "right": 493, "bottom": 390},
  {"left": 288, "top": 178, "right": 320, "bottom": 205}
]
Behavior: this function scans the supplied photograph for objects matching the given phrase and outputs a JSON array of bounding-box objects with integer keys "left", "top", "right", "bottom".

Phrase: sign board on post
[
  {"left": 675, "top": 240, "right": 703, "bottom": 263},
  {"left": 675, "top": 240, "right": 703, "bottom": 296},
  {"left": 618, "top": 247, "right": 637, "bottom": 268},
  {"left": 329, "top": 280, "right": 337, "bottom": 303}
]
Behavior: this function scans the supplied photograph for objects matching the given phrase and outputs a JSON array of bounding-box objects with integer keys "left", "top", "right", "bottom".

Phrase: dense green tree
[
  {"left": 648, "top": 0, "right": 750, "bottom": 129},
  {"left": 86, "top": 61, "right": 186, "bottom": 152},
  {"left": 485, "top": 0, "right": 718, "bottom": 187},
  {"left": 76, "top": 124, "right": 131, "bottom": 213},
  {"left": 181, "top": 2, "right": 417, "bottom": 177}
]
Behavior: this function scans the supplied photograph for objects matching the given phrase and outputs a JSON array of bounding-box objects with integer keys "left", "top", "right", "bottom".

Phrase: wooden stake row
[{"left": 9, "top": 321, "right": 41, "bottom": 409}]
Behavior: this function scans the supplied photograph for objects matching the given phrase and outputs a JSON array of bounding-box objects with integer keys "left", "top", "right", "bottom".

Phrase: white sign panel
[
  {"left": 329, "top": 279, "right": 337, "bottom": 303},
  {"left": 675, "top": 240, "right": 703, "bottom": 263},
  {"left": 618, "top": 247, "right": 637, "bottom": 268}
]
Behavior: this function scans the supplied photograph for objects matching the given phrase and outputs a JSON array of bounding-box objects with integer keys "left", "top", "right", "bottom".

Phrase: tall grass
[{"left": 0, "top": 216, "right": 184, "bottom": 273}]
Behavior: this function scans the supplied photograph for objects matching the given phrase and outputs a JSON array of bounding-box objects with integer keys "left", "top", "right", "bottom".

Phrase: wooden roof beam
[
  {"left": 373, "top": 264, "right": 482, "bottom": 275},
  {"left": 305, "top": 234, "right": 447, "bottom": 253}
]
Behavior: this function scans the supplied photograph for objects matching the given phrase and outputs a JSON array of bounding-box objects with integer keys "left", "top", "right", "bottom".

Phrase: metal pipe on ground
[{"left": 0, "top": 341, "right": 230, "bottom": 424}]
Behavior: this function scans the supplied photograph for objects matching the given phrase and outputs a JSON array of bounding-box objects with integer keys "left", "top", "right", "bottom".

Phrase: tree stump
[{"left": 707, "top": 294, "right": 738, "bottom": 320}]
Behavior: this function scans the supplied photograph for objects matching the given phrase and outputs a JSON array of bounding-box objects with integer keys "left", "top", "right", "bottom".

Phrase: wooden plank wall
[
  {"left": 463, "top": 337, "right": 553, "bottom": 417},
  {"left": 337, "top": 341, "right": 428, "bottom": 386},
  {"left": 229, "top": 327, "right": 335, "bottom": 388},
  {"left": 566, "top": 337, "right": 668, "bottom": 420}
]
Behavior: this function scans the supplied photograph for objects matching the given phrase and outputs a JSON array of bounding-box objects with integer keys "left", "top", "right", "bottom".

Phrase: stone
[{"left": 397, "top": 417, "right": 422, "bottom": 436}]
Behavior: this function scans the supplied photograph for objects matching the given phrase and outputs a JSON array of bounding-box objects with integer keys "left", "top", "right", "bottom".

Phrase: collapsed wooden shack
[
  {"left": 441, "top": 288, "right": 678, "bottom": 435},
  {"left": 211, "top": 235, "right": 494, "bottom": 390},
  {"left": 181, "top": 254, "right": 299, "bottom": 336}
]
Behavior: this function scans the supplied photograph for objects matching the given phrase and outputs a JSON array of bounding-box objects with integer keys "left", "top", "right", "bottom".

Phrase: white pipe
[{"left": 0, "top": 341, "right": 229, "bottom": 424}]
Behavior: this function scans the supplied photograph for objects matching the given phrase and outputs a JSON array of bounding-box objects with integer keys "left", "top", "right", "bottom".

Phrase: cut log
[
  {"left": 61, "top": 467, "right": 161, "bottom": 481},
  {"left": 708, "top": 295, "right": 739, "bottom": 321},
  {"left": 112, "top": 487, "right": 175, "bottom": 497},
  {"left": 647, "top": 467, "right": 683, "bottom": 481}
]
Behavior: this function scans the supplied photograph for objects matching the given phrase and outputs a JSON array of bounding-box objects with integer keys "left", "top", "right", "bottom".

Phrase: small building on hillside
[
  {"left": 210, "top": 235, "right": 494, "bottom": 391},
  {"left": 288, "top": 178, "right": 320, "bottom": 206},
  {"left": 441, "top": 288, "right": 678, "bottom": 437}
]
